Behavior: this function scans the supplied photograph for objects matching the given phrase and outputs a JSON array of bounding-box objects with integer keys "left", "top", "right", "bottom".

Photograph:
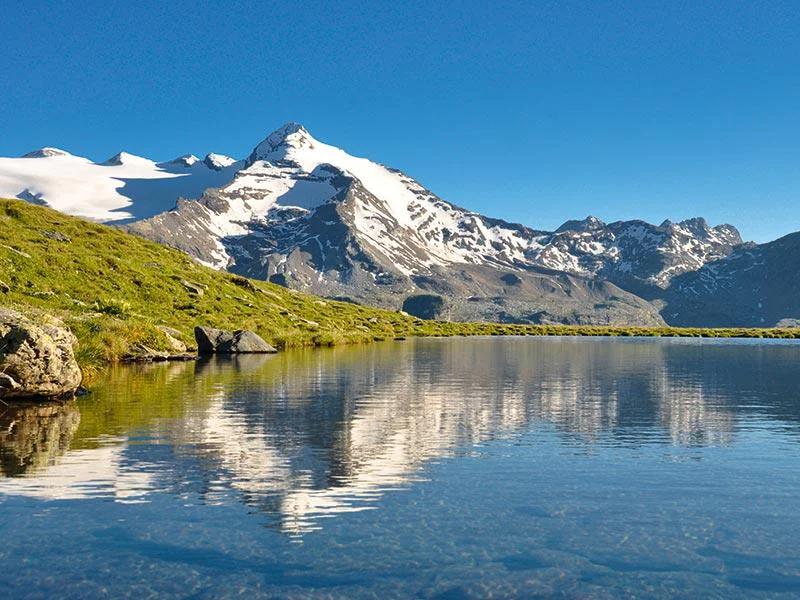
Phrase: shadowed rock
[{"left": 194, "top": 326, "right": 277, "bottom": 354}]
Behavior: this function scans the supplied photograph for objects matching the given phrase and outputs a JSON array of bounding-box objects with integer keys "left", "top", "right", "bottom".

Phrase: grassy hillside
[{"left": 1, "top": 199, "right": 798, "bottom": 375}]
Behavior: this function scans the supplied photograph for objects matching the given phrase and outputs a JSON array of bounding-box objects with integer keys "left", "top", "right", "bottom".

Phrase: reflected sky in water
[{"left": 1, "top": 337, "right": 799, "bottom": 598}]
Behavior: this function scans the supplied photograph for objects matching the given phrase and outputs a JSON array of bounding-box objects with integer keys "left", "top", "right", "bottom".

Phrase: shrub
[{"left": 93, "top": 298, "right": 133, "bottom": 319}]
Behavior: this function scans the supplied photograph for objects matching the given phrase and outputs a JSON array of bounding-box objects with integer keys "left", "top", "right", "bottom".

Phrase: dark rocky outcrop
[
  {"left": 500, "top": 273, "right": 523, "bottom": 286},
  {"left": 194, "top": 326, "right": 277, "bottom": 354},
  {"left": 402, "top": 294, "right": 447, "bottom": 320},
  {"left": 194, "top": 327, "right": 232, "bottom": 353},
  {"left": 0, "top": 308, "right": 82, "bottom": 399}
]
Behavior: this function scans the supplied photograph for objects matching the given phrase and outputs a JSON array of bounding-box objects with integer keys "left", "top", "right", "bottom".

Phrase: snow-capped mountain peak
[
  {"left": 0, "top": 145, "right": 240, "bottom": 222},
  {"left": 101, "top": 151, "right": 155, "bottom": 167},
  {"left": 163, "top": 154, "right": 200, "bottom": 168},
  {"left": 243, "top": 123, "right": 445, "bottom": 231},
  {"left": 247, "top": 122, "right": 315, "bottom": 165},
  {"left": 203, "top": 153, "right": 237, "bottom": 170},
  {"left": 556, "top": 216, "right": 606, "bottom": 233},
  {"left": 21, "top": 147, "right": 72, "bottom": 158},
  {"left": 129, "top": 123, "right": 746, "bottom": 294}
]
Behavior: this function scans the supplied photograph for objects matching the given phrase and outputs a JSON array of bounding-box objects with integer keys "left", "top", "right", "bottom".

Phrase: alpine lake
[{"left": 1, "top": 336, "right": 799, "bottom": 599}]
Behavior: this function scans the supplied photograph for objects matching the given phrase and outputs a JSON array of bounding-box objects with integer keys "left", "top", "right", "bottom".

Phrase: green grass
[{"left": 1, "top": 199, "right": 798, "bottom": 376}]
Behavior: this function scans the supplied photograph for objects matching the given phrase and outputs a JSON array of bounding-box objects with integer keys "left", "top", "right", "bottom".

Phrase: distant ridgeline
[{"left": 0, "top": 123, "right": 797, "bottom": 328}]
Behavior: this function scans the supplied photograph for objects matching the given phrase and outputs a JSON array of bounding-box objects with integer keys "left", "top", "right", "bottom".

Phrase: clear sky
[{"left": 2, "top": 0, "right": 799, "bottom": 242}]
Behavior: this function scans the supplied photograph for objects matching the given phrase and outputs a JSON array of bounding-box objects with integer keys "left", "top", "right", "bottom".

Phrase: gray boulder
[
  {"left": 194, "top": 326, "right": 277, "bottom": 354},
  {"left": 0, "top": 309, "right": 82, "bottom": 399},
  {"left": 219, "top": 330, "right": 276, "bottom": 353},
  {"left": 194, "top": 326, "right": 233, "bottom": 353},
  {"left": 157, "top": 325, "right": 188, "bottom": 353},
  {"left": 180, "top": 279, "right": 205, "bottom": 297}
]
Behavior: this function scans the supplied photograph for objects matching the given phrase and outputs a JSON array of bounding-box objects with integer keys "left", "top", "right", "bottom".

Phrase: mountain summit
[
  {"left": 21, "top": 147, "right": 72, "bottom": 158},
  {"left": 247, "top": 122, "right": 316, "bottom": 165}
]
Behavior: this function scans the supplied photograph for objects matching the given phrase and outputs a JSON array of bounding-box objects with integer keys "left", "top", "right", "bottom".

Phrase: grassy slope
[{"left": 1, "top": 199, "right": 797, "bottom": 373}]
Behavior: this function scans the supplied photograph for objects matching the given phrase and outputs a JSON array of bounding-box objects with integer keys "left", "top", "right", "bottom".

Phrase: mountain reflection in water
[{"left": 1, "top": 337, "right": 799, "bottom": 534}]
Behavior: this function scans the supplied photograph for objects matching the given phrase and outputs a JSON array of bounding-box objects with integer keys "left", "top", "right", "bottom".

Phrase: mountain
[
  {"left": 663, "top": 232, "right": 800, "bottom": 327},
  {"left": 128, "top": 123, "right": 670, "bottom": 325},
  {"left": 1, "top": 123, "right": 795, "bottom": 326}
]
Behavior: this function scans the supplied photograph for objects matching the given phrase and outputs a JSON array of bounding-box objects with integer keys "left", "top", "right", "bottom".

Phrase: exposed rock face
[
  {"left": 222, "top": 330, "right": 276, "bottom": 353},
  {"left": 663, "top": 232, "right": 800, "bottom": 327},
  {"left": 194, "top": 326, "right": 277, "bottom": 354},
  {"left": 179, "top": 279, "right": 205, "bottom": 297},
  {"left": 0, "top": 309, "right": 82, "bottom": 398},
  {"left": 40, "top": 229, "right": 70, "bottom": 243}
]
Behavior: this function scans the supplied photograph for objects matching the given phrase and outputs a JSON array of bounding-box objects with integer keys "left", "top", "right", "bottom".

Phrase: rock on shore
[
  {"left": 194, "top": 326, "right": 277, "bottom": 354},
  {"left": 0, "top": 308, "right": 82, "bottom": 398}
]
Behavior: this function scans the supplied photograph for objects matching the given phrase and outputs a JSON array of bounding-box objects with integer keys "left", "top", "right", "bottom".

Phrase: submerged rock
[
  {"left": 194, "top": 326, "right": 277, "bottom": 354},
  {"left": 0, "top": 309, "right": 82, "bottom": 399}
]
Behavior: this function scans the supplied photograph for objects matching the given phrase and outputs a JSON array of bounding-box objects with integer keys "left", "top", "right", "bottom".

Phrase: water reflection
[
  {"left": 1, "top": 337, "right": 799, "bottom": 534},
  {"left": 0, "top": 401, "right": 80, "bottom": 476}
]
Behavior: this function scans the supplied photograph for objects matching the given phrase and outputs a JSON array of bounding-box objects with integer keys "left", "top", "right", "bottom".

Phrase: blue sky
[{"left": 2, "top": 0, "right": 799, "bottom": 242}]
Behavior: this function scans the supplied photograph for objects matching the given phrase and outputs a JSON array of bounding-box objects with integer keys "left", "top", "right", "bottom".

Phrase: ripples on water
[{"left": 0, "top": 337, "right": 799, "bottom": 598}]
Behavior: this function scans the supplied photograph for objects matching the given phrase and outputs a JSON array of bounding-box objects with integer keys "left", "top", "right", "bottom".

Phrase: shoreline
[{"left": 97, "top": 321, "right": 800, "bottom": 366}]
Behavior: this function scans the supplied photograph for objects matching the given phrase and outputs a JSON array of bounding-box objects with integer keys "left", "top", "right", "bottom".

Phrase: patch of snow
[{"left": 0, "top": 151, "right": 241, "bottom": 221}]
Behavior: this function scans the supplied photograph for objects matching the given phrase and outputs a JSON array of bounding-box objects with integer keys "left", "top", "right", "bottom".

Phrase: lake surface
[{"left": 1, "top": 337, "right": 800, "bottom": 598}]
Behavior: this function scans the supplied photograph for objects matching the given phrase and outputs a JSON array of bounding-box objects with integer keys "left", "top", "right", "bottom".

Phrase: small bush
[{"left": 93, "top": 298, "right": 133, "bottom": 319}]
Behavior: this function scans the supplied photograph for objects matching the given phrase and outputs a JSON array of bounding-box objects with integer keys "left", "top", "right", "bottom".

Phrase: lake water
[{"left": 1, "top": 337, "right": 800, "bottom": 598}]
